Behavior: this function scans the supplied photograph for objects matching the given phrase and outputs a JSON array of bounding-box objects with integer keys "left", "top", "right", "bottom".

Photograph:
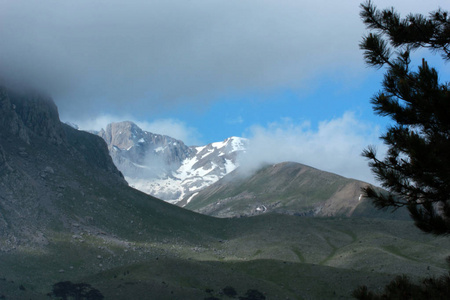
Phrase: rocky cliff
[
  {"left": 0, "top": 86, "right": 126, "bottom": 249},
  {"left": 98, "top": 121, "right": 193, "bottom": 179}
]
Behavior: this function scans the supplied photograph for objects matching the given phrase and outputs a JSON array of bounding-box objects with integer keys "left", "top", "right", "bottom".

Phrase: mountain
[
  {"left": 98, "top": 121, "right": 193, "bottom": 179},
  {"left": 0, "top": 87, "right": 203, "bottom": 249},
  {"left": 2, "top": 86, "right": 449, "bottom": 299},
  {"left": 0, "top": 86, "right": 234, "bottom": 298},
  {"left": 179, "top": 161, "right": 409, "bottom": 219},
  {"left": 97, "top": 121, "right": 248, "bottom": 203},
  {"left": 0, "top": 87, "right": 126, "bottom": 244}
]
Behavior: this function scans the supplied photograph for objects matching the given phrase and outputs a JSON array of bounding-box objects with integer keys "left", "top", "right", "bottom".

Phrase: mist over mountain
[
  {"left": 98, "top": 121, "right": 193, "bottom": 178},
  {"left": 96, "top": 121, "right": 248, "bottom": 202}
]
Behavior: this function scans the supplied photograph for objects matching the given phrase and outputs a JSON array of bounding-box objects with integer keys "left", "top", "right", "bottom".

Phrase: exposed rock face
[
  {"left": 98, "top": 121, "right": 193, "bottom": 179},
  {"left": 0, "top": 86, "right": 126, "bottom": 249},
  {"left": 0, "top": 88, "right": 30, "bottom": 144},
  {"left": 0, "top": 143, "right": 13, "bottom": 174},
  {"left": 0, "top": 88, "right": 66, "bottom": 145}
]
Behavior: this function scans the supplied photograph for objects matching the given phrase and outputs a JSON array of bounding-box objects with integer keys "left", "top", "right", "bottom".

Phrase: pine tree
[{"left": 360, "top": 0, "right": 450, "bottom": 235}]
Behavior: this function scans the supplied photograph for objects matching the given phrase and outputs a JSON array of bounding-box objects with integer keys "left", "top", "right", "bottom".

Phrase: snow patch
[
  {"left": 211, "top": 141, "right": 226, "bottom": 149},
  {"left": 131, "top": 162, "right": 150, "bottom": 169},
  {"left": 229, "top": 137, "right": 247, "bottom": 152},
  {"left": 224, "top": 159, "right": 237, "bottom": 174},
  {"left": 186, "top": 192, "right": 199, "bottom": 205}
]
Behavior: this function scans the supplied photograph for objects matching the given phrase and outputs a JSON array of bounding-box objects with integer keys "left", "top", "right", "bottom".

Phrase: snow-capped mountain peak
[
  {"left": 98, "top": 122, "right": 248, "bottom": 203},
  {"left": 210, "top": 136, "right": 247, "bottom": 152}
]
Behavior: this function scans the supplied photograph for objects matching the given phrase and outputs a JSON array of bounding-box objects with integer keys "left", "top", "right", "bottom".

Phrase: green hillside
[
  {"left": 2, "top": 215, "right": 449, "bottom": 299},
  {"left": 180, "top": 162, "right": 409, "bottom": 220}
]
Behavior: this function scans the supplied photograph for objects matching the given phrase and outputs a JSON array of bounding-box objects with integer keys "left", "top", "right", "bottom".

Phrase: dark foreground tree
[
  {"left": 360, "top": 0, "right": 450, "bottom": 235},
  {"left": 353, "top": 274, "right": 450, "bottom": 300},
  {"left": 355, "top": 1, "right": 450, "bottom": 298}
]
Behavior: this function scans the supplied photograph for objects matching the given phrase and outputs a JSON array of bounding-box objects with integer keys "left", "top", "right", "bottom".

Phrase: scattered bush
[
  {"left": 51, "top": 281, "right": 104, "bottom": 300},
  {"left": 223, "top": 286, "right": 238, "bottom": 297},
  {"left": 353, "top": 274, "right": 450, "bottom": 300},
  {"left": 239, "top": 289, "right": 266, "bottom": 300}
]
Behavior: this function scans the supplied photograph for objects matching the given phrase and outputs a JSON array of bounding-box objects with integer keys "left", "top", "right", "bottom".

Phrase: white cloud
[
  {"left": 64, "top": 114, "right": 202, "bottom": 146},
  {"left": 136, "top": 119, "right": 202, "bottom": 146},
  {"left": 239, "top": 112, "right": 386, "bottom": 185},
  {"left": 68, "top": 114, "right": 130, "bottom": 132}
]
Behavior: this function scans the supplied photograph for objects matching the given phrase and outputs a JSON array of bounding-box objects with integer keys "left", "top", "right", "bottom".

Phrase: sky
[{"left": 0, "top": 0, "right": 448, "bottom": 185}]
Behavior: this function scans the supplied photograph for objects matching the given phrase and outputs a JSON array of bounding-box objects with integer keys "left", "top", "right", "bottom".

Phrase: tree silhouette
[
  {"left": 360, "top": 0, "right": 450, "bottom": 235},
  {"left": 356, "top": 1, "right": 450, "bottom": 297}
]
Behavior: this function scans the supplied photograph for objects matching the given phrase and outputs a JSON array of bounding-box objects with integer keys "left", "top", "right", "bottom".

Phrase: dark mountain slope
[{"left": 0, "top": 86, "right": 220, "bottom": 250}]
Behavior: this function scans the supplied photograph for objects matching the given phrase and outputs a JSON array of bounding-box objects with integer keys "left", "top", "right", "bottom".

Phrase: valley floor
[{"left": 1, "top": 215, "right": 449, "bottom": 299}]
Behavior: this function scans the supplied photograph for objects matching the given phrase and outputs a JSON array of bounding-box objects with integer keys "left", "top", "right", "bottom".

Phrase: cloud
[
  {"left": 1, "top": 0, "right": 442, "bottom": 120},
  {"left": 67, "top": 114, "right": 202, "bottom": 146},
  {"left": 226, "top": 116, "right": 244, "bottom": 125},
  {"left": 70, "top": 114, "right": 130, "bottom": 133},
  {"left": 135, "top": 119, "right": 202, "bottom": 146},
  {"left": 239, "top": 112, "right": 386, "bottom": 185}
]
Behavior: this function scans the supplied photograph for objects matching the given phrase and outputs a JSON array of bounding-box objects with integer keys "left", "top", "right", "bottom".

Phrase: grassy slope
[
  {"left": 184, "top": 163, "right": 351, "bottom": 211},
  {"left": 1, "top": 214, "right": 449, "bottom": 299},
  {"left": 182, "top": 162, "right": 409, "bottom": 220}
]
